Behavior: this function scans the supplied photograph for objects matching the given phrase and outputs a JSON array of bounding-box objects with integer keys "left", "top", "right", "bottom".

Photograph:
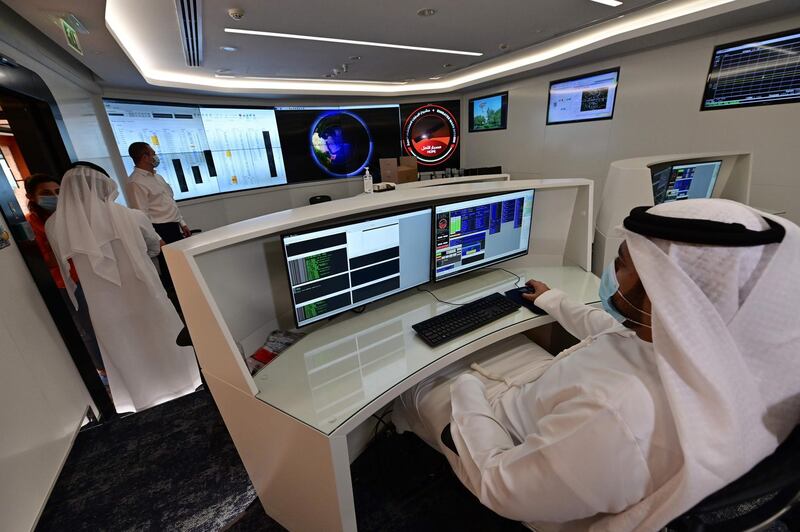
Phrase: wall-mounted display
[
  {"left": 275, "top": 105, "right": 401, "bottom": 183},
  {"left": 468, "top": 92, "right": 508, "bottom": 132},
  {"left": 702, "top": 28, "right": 800, "bottom": 110},
  {"left": 103, "top": 100, "right": 287, "bottom": 200},
  {"left": 400, "top": 101, "right": 460, "bottom": 170},
  {"left": 547, "top": 68, "right": 620, "bottom": 125}
]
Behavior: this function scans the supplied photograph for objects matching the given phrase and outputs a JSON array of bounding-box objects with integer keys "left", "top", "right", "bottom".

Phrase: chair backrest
[{"left": 667, "top": 424, "right": 800, "bottom": 531}]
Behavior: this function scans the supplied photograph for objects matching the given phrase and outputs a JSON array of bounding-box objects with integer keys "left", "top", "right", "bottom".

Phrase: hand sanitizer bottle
[{"left": 363, "top": 166, "right": 373, "bottom": 194}]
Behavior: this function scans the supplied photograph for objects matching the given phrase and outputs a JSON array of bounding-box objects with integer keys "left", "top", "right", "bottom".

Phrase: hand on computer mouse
[{"left": 523, "top": 279, "right": 550, "bottom": 302}]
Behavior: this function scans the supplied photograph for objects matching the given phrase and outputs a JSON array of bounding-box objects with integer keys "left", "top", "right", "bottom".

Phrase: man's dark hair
[
  {"left": 23, "top": 173, "right": 60, "bottom": 196},
  {"left": 128, "top": 141, "right": 151, "bottom": 163},
  {"left": 69, "top": 161, "right": 110, "bottom": 176}
]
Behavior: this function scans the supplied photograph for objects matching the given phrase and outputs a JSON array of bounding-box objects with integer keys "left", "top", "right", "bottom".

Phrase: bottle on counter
[{"left": 363, "top": 166, "right": 373, "bottom": 194}]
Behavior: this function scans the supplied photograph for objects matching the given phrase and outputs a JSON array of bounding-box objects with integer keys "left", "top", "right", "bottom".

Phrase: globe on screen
[{"left": 310, "top": 111, "right": 373, "bottom": 177}]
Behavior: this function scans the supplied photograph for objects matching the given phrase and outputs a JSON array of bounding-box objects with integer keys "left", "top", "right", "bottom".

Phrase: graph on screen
[
  {"left": 103, "top": 100, "right": 287, "bottom": 200},
  {"left": 702, "top": 29, "right": 800, "bottom": 110}
]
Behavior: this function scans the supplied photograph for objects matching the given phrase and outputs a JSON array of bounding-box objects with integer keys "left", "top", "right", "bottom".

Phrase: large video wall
[{"left": 104, "top": 99, "right": 461, "bottom": 201}]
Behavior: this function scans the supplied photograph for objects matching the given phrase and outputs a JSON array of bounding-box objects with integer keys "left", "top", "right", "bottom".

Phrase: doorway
[{"left": 0, "top": 56, "right": 116, "bottom": 420}]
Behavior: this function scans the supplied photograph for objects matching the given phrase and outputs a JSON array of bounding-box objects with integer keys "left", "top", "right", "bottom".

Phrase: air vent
[{"left": 175, "top": 0, "right": 203, "bottom": 67}]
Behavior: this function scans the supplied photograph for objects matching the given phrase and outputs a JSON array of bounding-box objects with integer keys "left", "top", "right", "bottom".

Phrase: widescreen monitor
[
  {"left": 702, "top": 28, "right": 800, "bottom": 110},
  {"left": 651, "top": 161, "right": 721, "bottom": 204},
  {"left": 275, "top": 104, "right": 401, "bottom": 182},
  {"left": 468, "top": 92, "right": 508, "bottom": 132},
  {"left": 283, "top": 208, "right": 432, "bottom": 327},
  {"left": 434, "top": 190, "right": 534, "bottom": 282},
  {"left": 547, "top": 68, "right": 620, "bottom": 125},
  {"left": 103, "top": 100, "right": 287, "bottom": 200}
]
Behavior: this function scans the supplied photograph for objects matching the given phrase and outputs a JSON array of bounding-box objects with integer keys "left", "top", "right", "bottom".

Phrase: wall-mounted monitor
[
  {"left": 702, "top": 28, "right": 800, "bottom": 111},
  {"left": 434, "top": 189, "right": 534, "bottom": 282},
  {"left": 468, "top": 92, "right": 508, "bottom": 132},
  {"left": 547, "top": 68, "right": 620, "bottom": 125},
  {"left": 283, "top": 208, "right": 432, "bottom": 327},
  {"left": 103, "top": 99, "right": 287, "bottom": 201},
  {"left": 274, "top": 105, "right": 401, "bottom": 182},
  {"left": 651, "top": 161, "right": 721, "bottom": 204}
]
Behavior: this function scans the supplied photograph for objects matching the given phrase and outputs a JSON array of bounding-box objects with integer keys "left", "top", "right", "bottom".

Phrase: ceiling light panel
[
  {"left": 105, "top": 0, "right": 768, "bottom": 96},
  {"left": 223, "top": 28, "right": 483, "bottom": 57},
  {"left": 591, "top": 0, "right": 624, "bottom": 6}
]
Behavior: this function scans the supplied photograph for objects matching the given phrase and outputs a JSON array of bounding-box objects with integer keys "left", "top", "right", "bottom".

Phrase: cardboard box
[{"left": 379, "top": 157, "right": 418, "bottom": 184}]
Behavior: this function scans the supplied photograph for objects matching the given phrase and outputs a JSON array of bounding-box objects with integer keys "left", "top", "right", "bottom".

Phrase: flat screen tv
[
  {"left": 547, "top": 68, "right": 620, "bottom": 125},
  {"left": 468, "top": 92, "right": 508, "bottom": 132}
]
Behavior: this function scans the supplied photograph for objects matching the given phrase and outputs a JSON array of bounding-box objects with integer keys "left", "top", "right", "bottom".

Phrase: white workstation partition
[
  {"left": 593, "top": 152, "right": 751, "bottom": 275},
  {"left": 397, "top": 173, "right": 511, "bottom": 189},
  {"left": 164, "top": 178, "right": 596, "bottom": 532}
]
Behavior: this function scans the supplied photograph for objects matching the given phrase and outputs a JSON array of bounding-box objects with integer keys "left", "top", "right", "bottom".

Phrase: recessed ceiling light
[
  {"left": 429, "top": 75, "right": 442, "bottom": 80},
  {"left": 349, "top": 55, "right": 361, "bottom": 61},
  {"left": 499, "top": 43, "right": 509, "bottom": 51},
  {"left": 442, "top": 63, "right": 453, "bottom": 68},
  {"left": 219, "top": 45, "right": 238, "bottom": 52},
  {"left": 416, "top": 8, "right": 437, "bottom": 16},
  {"left": 216, "top": 68, "right": 231, "bottom": 74},
  {"left": 590, "top": 0, "right": 623, "bottom": 6},
  {"left": 224, "top": 28, "right": 483, "bottom": 56}
]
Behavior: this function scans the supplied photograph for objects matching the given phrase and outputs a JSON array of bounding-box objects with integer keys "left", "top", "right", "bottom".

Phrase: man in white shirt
[{"left": 126, "top": 142, "right": 190, "bottom": 292}]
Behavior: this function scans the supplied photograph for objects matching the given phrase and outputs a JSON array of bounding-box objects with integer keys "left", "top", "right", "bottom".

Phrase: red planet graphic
[{"left": 403, "top": 104, "right": 459, "bottom": 166}]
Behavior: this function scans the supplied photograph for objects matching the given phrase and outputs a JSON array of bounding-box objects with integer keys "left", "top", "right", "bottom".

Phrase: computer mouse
[{"left": 504, "top": 287, "right": 546, "bottom": 315}]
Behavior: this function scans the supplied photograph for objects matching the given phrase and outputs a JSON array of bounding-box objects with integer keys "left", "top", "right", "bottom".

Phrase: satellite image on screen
[{"left": 580, "top": 88, "right": 609, "bottom": 111}]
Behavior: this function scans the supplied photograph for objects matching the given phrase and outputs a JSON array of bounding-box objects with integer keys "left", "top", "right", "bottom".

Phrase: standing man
[{"left": 126, "top": 142, "right": 190, "bottom": 293}]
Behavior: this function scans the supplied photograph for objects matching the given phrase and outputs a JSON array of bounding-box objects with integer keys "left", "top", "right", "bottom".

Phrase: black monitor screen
[
  {"left": 651, "top": 161, "right": 721, "bottom": 204},
  {"left": 468, "top": 92, "right": 508, "bottom": 132},
  {"left": 702, "top": 28, "right": 800, "bottom": 110},
  {"left": 275, "top": 105, "right": 401, "bottom": 183},
  {"left": 283, "top": 208, "right": 432, "bottom": 327},
  {"left": 434, "top": 190, "right": 534, "bottom": 281}
]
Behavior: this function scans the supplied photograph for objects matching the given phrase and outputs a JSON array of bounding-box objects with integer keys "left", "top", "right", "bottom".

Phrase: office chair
[
  {"left": 665, "top": 424, "right": 800, "bottom": 531},
  {"left": 309, "top": 195, "right": 332, "bottom": 205}
]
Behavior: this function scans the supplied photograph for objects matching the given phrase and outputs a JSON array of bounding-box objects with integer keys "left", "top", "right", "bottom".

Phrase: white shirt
[
  {"left": 449, "top": 289, "right": 682, "bottom": 530},
  {"left": 126, "top": 167, "right": 184, "bottom": 225}
]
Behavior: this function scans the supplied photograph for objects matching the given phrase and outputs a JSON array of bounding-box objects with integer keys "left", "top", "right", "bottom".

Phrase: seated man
[{"left": 394, "top": 199, "right": 799, "bottom": 531}]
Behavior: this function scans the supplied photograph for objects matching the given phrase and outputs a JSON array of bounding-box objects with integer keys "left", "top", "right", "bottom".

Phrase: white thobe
[
  {"left": 47, "top": 209, "right": 201, "bottom": 413},
  {"left": 394, "top": 289, "right": 683, "bottom": 530}
]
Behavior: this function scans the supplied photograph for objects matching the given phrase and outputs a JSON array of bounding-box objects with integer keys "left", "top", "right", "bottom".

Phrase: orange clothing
[{"left": 27, "top": 210, "right": 78, "bottom": 289}]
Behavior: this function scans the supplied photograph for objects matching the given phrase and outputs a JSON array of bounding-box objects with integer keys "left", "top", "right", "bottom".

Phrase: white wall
[{"left": 460, "top": 14, "right": 800, "bottom": 223}]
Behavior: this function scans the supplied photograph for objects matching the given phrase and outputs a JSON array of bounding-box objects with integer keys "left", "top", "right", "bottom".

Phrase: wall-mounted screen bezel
[{"left": 468, "top": 91, "right": 509, "bottom": 132}]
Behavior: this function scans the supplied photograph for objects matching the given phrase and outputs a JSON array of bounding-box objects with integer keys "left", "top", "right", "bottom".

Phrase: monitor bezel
[
  {"left": 281, "top": 205, "right": 434, "bottom": 328},
  {"left": 431, "top": 189, "right": 535, "bottom": 283},
  {"left": 468, "top": 91, "right": 509, "bottom": 133},
  {"left": 700, "top": 27, "right": 800, "bottom": 112},
  {"left": 546, "top": 67, "right": 621, "bottom": 126}
]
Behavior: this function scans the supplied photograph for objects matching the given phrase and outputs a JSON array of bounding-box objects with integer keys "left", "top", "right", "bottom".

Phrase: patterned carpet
[{"left": 36, "top": 389, "right": 523, "bottom": 531}]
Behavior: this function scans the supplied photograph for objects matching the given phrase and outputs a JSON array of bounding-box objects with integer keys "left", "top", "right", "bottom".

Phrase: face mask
[
  {"left": 599, "top": 260, "right": 652, "bottom": 327},
  {"left": 152, "top": 155, "right": 160, "bottom": 168},
  {"left": 37, "top": 195, "right": 58, "bottom": 212}
]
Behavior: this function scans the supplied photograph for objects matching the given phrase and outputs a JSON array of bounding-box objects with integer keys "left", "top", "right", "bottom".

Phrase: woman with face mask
[{"left": 394, "top": 199, "right": 800, "bottom": 531}]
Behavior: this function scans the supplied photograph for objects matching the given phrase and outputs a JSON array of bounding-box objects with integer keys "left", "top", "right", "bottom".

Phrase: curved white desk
[{"left": 164, "top": 178, "right": 595, "bottom": 531}]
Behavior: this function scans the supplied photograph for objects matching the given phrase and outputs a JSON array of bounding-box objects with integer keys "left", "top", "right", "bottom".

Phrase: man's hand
[
  {"left": 159, "top": 239, "right": 167, "bottom": 248},
  {"left": 181, "top": 224, "right": 191, "bottom": 238},
  {"left": 522, "top": 279, "right": 550, "bottom": 302}
]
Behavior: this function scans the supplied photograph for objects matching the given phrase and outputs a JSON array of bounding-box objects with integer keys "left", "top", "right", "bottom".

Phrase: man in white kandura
[
  {"left": 394, "top": 198, "right": 800, "bottom": 531},
  {"left": 47, "top": 163, "right": 201, "bottom": 413}
]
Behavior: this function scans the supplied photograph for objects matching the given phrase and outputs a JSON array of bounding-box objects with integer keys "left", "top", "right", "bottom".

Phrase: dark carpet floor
[{"left": 36, "top": 389, "right": 524, "bottom": 531}]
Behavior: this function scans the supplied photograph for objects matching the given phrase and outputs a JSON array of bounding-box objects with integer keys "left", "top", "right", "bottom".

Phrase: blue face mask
[
  {"left": 37, "top": 195, "right": 58, "bottom": 212},
  {"left": 599, "top": 261, "right": 628, "bottom": 323},
  {"left": 599, "top": 260, "right": 652, "bottom": 327}
]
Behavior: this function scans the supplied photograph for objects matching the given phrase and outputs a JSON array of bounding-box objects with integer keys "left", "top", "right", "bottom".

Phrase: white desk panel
[{"left": 254, "top": 266, "right": 599, "bottom": 435}]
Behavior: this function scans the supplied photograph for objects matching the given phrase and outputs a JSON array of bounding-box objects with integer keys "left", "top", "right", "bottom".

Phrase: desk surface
[{"left": 253, "top": 265, "right": 599, "bottom": 435}]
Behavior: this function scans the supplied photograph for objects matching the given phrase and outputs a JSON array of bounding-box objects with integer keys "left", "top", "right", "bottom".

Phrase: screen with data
[
  {"left": 651, "top": 161, "right": 721, "bottom": 204},
  {"left": 103, "top": 100, "right": 287, "bottom": 200},
  {"left": 283, "top": 208, "right": 431, "bottom": 327},
  {"left": 702, "top": 29, "right": 800, "bottom": 110},
  {"left": 547, "top": 68, "right": 620, "bottom": 125},
  {"left": 434, "top": 190, "right": 534, "bottom": 281}
]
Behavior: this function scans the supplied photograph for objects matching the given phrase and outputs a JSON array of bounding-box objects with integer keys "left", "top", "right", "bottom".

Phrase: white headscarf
[
  {"left": 49, "top": 165, "right": 162, "bottom": 307},
  {"left": 603, "top": 199, "right": 800, "bottom": 530}
]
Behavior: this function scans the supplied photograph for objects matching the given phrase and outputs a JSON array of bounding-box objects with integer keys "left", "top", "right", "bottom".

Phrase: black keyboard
[{"left": 412, "top": 292, "right": 521, "bottom": 347}]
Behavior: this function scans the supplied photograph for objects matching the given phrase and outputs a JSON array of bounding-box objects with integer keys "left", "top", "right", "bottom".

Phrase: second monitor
[{"left": 434, "top": 190, "right": 534, "bottom": 281}]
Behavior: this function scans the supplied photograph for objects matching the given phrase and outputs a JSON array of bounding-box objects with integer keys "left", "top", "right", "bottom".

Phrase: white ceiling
[{"left": 2, "top": 0, "right": 799, "bottom": 97}]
